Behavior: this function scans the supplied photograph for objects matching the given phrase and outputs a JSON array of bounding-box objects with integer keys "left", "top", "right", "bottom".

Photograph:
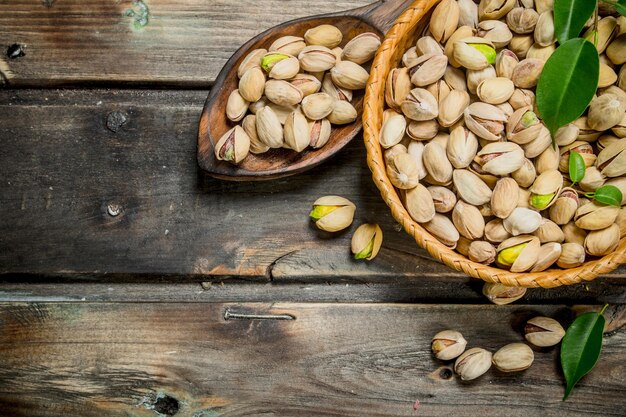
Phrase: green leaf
[
  {"left": 554, "top": 0, "right": 597, "bottom": 43},
  {"left": 561, "top": 308, "right": 607, "bottom": 401},
  {"left": 601, "top": 0, "right": 626, "bottom": 16},
  {"left": 593, "top": 185, "right": 623, "bottom": 207},
  {"left": 568, "top": 151, "right": 586, "bottom": 185},
  {"left": 536, "top": 38, "right": 599, "bottom": 136}
]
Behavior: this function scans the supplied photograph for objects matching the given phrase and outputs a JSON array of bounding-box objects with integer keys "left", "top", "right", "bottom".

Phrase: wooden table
[{"left": 0, "top": 1, "right": 625, "bottom": 416}]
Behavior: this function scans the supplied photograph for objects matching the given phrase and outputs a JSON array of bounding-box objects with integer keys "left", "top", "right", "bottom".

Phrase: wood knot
[
  {"left": 153, "top": 395, "right": 180, "bottom": 416},
  {"left": 7, "top": 44, "right": 25, "bottom": 59},
  {"left": 439, "top": 367, "right": 453, "bottom": 380}
]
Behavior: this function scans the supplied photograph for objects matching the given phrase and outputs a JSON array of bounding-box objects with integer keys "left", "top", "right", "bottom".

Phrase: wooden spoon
[{"left": 197, "top": 0, "right": 412, "bottom": 181}]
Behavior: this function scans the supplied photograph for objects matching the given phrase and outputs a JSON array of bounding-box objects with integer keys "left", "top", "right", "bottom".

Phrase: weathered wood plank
[
  {"left": 0, "top": 302, "right": 623, "bottom": 417},
  {"left": 0, "top": 0, "right": 373, "bottom": 87},
  {"left": 0, "top": 89, "right": 625, "bottom": 290}
]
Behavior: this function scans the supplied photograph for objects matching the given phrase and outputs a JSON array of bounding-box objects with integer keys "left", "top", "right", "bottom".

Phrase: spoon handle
[{"left": 345, "top": 0, "right": 416, "bottom": 33}]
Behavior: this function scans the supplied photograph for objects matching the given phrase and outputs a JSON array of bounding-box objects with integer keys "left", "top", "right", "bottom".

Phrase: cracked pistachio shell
[
  {"left": 444, "top": 65, "right": 468, "bottom": 91},
  {"left": 322, "top": 73, "right": 352, "bottom": 102},
  {"left": 509, "top": 88, "right": 535, "bottom": 110},
  {"left": 612, "top": 114, "right": 626, "bottom": 138},
  {"left": 445, "top": 26, "right": 476, "bottom": 67},
  {"left": 493, "top": 343, "right": 534, "bottom": 373},
  {"left": 215, "top": 125, "right": 250, "bottom": 165},
  {"left": 238, "top": 48, "right": 267, "bottom": 78},
  {"left": 485, "top": 218, "right": 512, "bottom": 243},
  {"left": 406, "top": 183, "right": 436, "bottom": 223},
  {"left": 429, "top": 0, "right": 460, "bottom": 43},
  {"left": 579, "top": 166, "right": 606, "bottom": 192},
  {"left": 588, "top": 94, "right": 626, "bottom": 131},
  {"left": 533, "top": 218, "right": 565, "bottom": 244},
  {"left": 467, "top": 66, "right": 497, "bottom": 95},
  {"left": 496, "top": 49, "right": 519, "bottom": 79},
  {"left": 512, "top": 58, "right": 544, "bottom": 88},
  {"left": 469, "top": 241, "right": 497, "bottom": 264},
  {"left": 525, "top": 317, "right": 565, "bottom": 347},
  {"left": 453, "top": 169, "right": 493, "bottom": 206},
  {"left": 555, "top": 123, "right": 579, "bottom": 147},
  {"left": 506, "top": 7, "right": 539, "bottom": 34},
  {"left": 535, "top": 144, "right": 560, "bottom": 174},
  {"left": 527, "top": 43, "right": 556, "bottom": 61},
  {"left": 506, "top": 107, "right": 542, "bottom": 145},
  {"left": 598, "top": 63, "right": 618, "bottom": 89},
  {"left": 342, "top": 32, "right": 381, "bottom": 64},
  {"left": 453, "top": 201, "right": 485, "bottom": 240},
  {"left": 268, "top": 56, "right": 300, "bottom": 80},
  {"left": 269, "top": 36, "right": 306, "bottom": 56},
  {"left": 483, "top": 282, "right": 526, "bottom": 305},
  {"left": 585, "top": 223, "right": 620, "bottom": 257},
  {"left": 384, "top": 144, "right": 407, "bottom": 166},
  {"left": 429, "top": 186, "right": 457, "bottom": 213},
  {"left": 511, "top": 158, "right": 536, "bottom": 188},
  {"left": 606, "top": 177, "right": 626, "bottom": 205},
  {"left": 477, "top": 20, "right": 513, "bottom": 49},
  {"left": 242, "top": 115, "right": 270, "bottom": 155},
  {"left": 439, "top": 90, "right": 470, "bottom": 127},
  {"left": 575, "top": 201, "right": 620, "bottom": 231},
  {"left": 432, "top": 330, "right": 467, "bottom": 360},
  {"left": 380, "top": 111, "right": 407, "bottom": 148},
  {"left": 310, "top": 196, "right": 355, "bottom": 232},
  {"left": 408, "top": 141, "right": 428, "bottom": 179},
  {"left": 464, "top": 102, "right": 507, "bottom": 141},
  {"left": 264, "top": 79, "right": 303, "bottom": 107},
  {"left": 558, "top": 142, "right": 596, "bottom": 173},
  {"left": 299, "top": 45, "right": 336, "bottom": 72},
  {"left": 557, "top": 242, "right": 586, "bottom": 268},
  {"left": 330, "top": 61, "right": 369, "bottom": 90},
  {"left": 529, "top": 170, "right": 563, "bottom": 210},
  {"left": 351, "top": 223, "right": 383, "bottom": 260},
  {"left": 301, "top": 92, "right": 335, "bottom": 121},
  {"left": 283, "top": 111, "right": 309, "bottom": 152},
  {"left": 388, "top": 153, "right": 420, "bottom": 189},
  {"left": 256, "top": 106, "right": 284, "bottom": 148},
  {"left": 531, "top": 242, "right": 562, "bottom": 272},
  {"left": 304, "top": 24, "right": 342, "bottom": 49},
  {"left": 291, "top": 73, "right": 322, "bottom": 97},
  {"left": 248, "top": 96, "right": 268, "bottom": 115},
  {"left": 328, "top": 100, "right": 357, "bottom": 125},
  {"left": 427, "top": 79, "right": 451, "bottom": 106},
  {"left": 239, "top": 67, "right": 266, "bottom": 102},
  {"left": 453, "top": 37, "right": 496, "bottom": 70},
  {"left": 226, "top": 89, "right": 249, "bottom": 122},
  {"left": 409, "top": 53, "right": 449, "bottom": 87},
  {"left": 522, "top": 126, "right": 552, "bottom": 159},
  {"left": 268, "top": 101, "right": 298, "bottom": 124},
  {"left": 477, "top": 77, "right": 515, "bottom": 105},
  {"left": 492, "top": 178, "right": 519, "bottom": 219},
  {"left": 468, "top": 160, "right": 499, "bottom": 189},
  {"left": 535, "top": 11, "right": 556, "bottom": 47},
  {"left": 475, "top": 142, "right": 525, "bottom": 176},
  {"left": 573, "top": 116, "right": 602, "bottom": 142},
  {"left": 408, "top": 120, "right": 439, "bottom": 140},
  {"left": 496, "top": 235, "right": 540, "bottom": 271},
  {"left": 454, "top": 347, "right": 492, "bottom": 381},
  {"left": 401, "top": 88, "right": 439, "bottom": 121},
  {"left": 447, "top": 126, "right": 478, "bottom": 169},
  {"left": 424, "top": 142, "right": 453, "bottom": 184},
  {"left": 458, "top": 0, "right": 478, "bottom": 28},
  {"left": 416, "top": 36, "right": 445, "bottom": 56},
  {"left": 479, "top": 0, "right": 516, "bottom": 20},
  {"left": 385, "top": 68, "right": 412, "bottom": 111},
  {"left": 504, "top": 208, "right": 542, "bottom": 237},
  {"left": 308, "top": 118, "right": 331, "bottom": 149},
  {"left": 402, "top": 46, "right": 419, "bottom": 68},
  {"left": 424, "top": 213, "right": 460, "bottom": 249},
  {"left": 549, "top": 188, "right": 578, "bottom": 225},
  {"left": 583, "top": 16, "right": 618, "bottom": 54},
  {"left": 509, "top": 34, "right": 534, "bottom": 59}
]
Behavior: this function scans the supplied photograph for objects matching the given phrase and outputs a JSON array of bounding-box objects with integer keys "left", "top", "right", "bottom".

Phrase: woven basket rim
[{"left": 362, "top": 0, "right": 626, "bottom": 288}]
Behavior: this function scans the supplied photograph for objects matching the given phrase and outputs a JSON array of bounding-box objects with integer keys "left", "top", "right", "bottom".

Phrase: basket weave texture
[{"left": 362, "top": 0, "right": 626, "bottom": 288}]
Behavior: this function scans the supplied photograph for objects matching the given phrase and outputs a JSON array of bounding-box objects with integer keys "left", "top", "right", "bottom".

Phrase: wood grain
[
  {"left": 0, "top": 302, "right": 624, "bottom": 417},
  {"left": 0, "top": 0, "right": 374, "bottom": 87}
]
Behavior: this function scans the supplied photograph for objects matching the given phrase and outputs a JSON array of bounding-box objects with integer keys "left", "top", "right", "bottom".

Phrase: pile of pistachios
[
  {"left": 381, "top": 0, "right": 626, "bottom": 272},
  {"left": 432, "top": 315, "right": 565, "bottom": 381},
  {"left": 216, "top": 25, "right": 382, "bottom": 164}
]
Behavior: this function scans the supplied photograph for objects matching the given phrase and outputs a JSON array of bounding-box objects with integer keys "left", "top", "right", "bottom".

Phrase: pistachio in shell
[
  {"left": 308, "top": 118, "right": 331, "bottom": 149},
  {"left": 269, "top": 36, "right": 306, "bottom": 57},
  {"left": 478, "top": 0, "right": 516, "bottom": 20},
  {"left": 321, "top": 74, "right": 351, "bottom": 102},
  {"left": 469, "top": 241, "right": 497, "bottom": 264},
  {"left": 496, "top": 235, "right": 540, "bottom": 272},
  {"left": 309, "top": 196, "right": 356, "bottom": 232},
  {"left": 341, "top": 32, "right": 381, "bottom": 64},
  {"left": 556, "top": 242, "right": 586, "bottom": 269},
  {"left": 432, "top": 330, "right": 467, "bottom": 360},
  {"left": 485, "top": 218, "right": 512, "bottom": 244},
  {"left": 226, "top": 89, "right": 249, "bottom": 122},
  {"left": 464, "top": 102, "right": 507, "bottom": 141},
  {"left": 467, "top": 66, "right": 497, "bottom": 95},
  {"left": 511, "top": 158, "right": 537, "bottom": 188},
  {"left": 438, "top": 90, "right": 471, "bottom": 127},
  {"left": 491, "top": 178, "right": 519, "bottom": 219},
  {"left": 477, "top": 20, "right": 513, "bottom": 49},
  {"left": 330, "top": 61, "right": 369, "bottom": 90},
  {"left": 327, "top": 100, "right": 357, "bottom": 125},
  {"left": 351, "top": 224, "right": 383, "bottom": 260},
  {"left": 492, "top": 343, "right": 534, "bottom": 373},
  {"left": 408, "top": 120, "right": 439, "bottom": 141},
  {"left": 525, "top": 316, "right": 566, "bottom": 347},
  {"left": 529, "top": 170, "right": 563, "bottom": 210},
  {"left": 476, "top": 77, "right": 515, "bottom": 105},
  {"left": 283, "top": 111, "right": 310, "bottom": 152},
  {"left": 301, "top": 92, "right": 335, "bottom": 121},
  {"left": 453, "top": 201, "right": 485, "bottom": 240},
  {"left": 453, "top": 37, "right": 497, "bottom": 70},
  {"left": 291, "top": 73, "right": 322, "bottom": 97},
  {"left": 458, "top": 0, "right": 478, "bottom": 28},
  {"left": 385, "top": 68, "right": 412, "bottom": 111},
  {"left": 401, "top": 88, "right": 439, "bottom": 121},
  {"left": 506, "top": 107, "right": 542, "bottom": 145},
  {"left": 535, "top": 11, "right": 556, "bottom": 47},
  {"left": 504, "top": 208, "right": 542, "bottom": 237},
  {"left": 416, "top": 36, "right": 445, "bottom": 56},
  {"left": 475, "top": 142, "right": 525, "bottom": 176},
  {"left": 596, "top": 136, "right": 626, "bottom": 177},
  {"left": 423, "top": 142, "right": 454, "bottom": 184},
  {"left": 575, "top": 201, "right": 620, "bottom": 231},
  {"left": 387, "top": 153, "right": 420, "bottom": 190},
  {"left": 482, "top": 282, "right": 526, "bottom": 305},
  {"left": 429, "top": 0, "right": 460, "bottom": 43},
  {"left": 256, "top": 105, "right": 284, "bottom": 148},
  {"left": 579, "top": 167, "right": 606, "bottom": 192},
  {"left": 242, "top": 115, "right": 270, "bottom": 155},
  {"left": 447, "top": 126, "right": 479, "bottom": 169},
  {"left": 424, "top": 213, "right": 460, "bottom": 249},
  {"left": 522, "top": 125, "right": 552, "bottom": 159},
  {"left": 453, "top": 169, "right": 493, "bottom": 206},
  {"left": 408, "top": 53, "right": 449, "bottom": 87},
  {"left": 511, "top": 58, "right": 544, "bottom": 88},
  {"left": 405, "top": 183, "right": 436, "bottom": 223},
  {"left": 563, "top": 222, "right": 588, "bottom": 246},
  {"left": 509, "top": 34, "right": 534, "bottom": 59},
  {"left": 533, "top": 218, "right": 565, "bottom": 243},
  {"left": 445, "top": 26, "right": 476, "bottom": 67},
  {"left": 454, "top": 347, "right": 492, "bottom": 381},
  {"left": 530, "top": 242, "right": 562, "bottom": 272},
  {"left": 555, "top": 123, "right": 579, "bottom": 147},
  {"left": 238, "top": 48, "right": 267, "bottom": 78},
  {"left": 407, "top": 141, "right": 428, "bottom": 179},
  {"left": 214, "top": 126, "right": 251, "bottom": 165},
  {"left": 588, "top": 94, "right": 626, "bottom": 131},
  {"left": 304, "top": 24, "right": 343, "bottom": 49},
  {"left": 605, "top": 177, "right": 626, "bottom": 205}
]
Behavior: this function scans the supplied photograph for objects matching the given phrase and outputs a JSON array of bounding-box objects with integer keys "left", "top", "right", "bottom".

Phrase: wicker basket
[{"left": 362, "top": 0, "right": 626, "bottom": 288}]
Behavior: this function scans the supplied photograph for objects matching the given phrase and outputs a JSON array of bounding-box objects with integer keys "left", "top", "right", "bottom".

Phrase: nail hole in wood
[
  {"left": 153, "top": 395, "right": 180, "bottom": 416},
  {"left": 439, "top": 368, "right": 453, "bottom": 380},
  {"left": 7, "top": 44, "right": 25, "bottom": 59}
]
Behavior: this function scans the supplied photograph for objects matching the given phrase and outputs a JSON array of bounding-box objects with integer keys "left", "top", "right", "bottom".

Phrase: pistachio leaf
[
  {"left": 536, "top": 38, "right": 599, "bottom": 137},
  {"left": 593, "top": 185, "right": 623, "bottom": 207},
  {"left": 601, "top": 0, "right": 626, "bottom": 16},
  {"left": 554, "top": 0, "right": 597, "bottom": 43},
  {"left": 568, "top": 151, "right": 586, "bottom": 185},
  {"left": 561, "top": 306, "right": 607, "bottom": 401}
]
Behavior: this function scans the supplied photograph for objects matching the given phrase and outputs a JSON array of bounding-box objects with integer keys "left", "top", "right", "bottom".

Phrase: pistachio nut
[
  {"left": 388, "top": 153, "right": 420, "bottom": 189},
  {"left": 599, "top": 63, "right": 618, "bottom": 88},
  {"left": 527, "top": 43, "right": 556, "bottom": 62},
  {"left": 477, "top": 20, "right": 513, "bottom": 49},
  {"left": 321, "top": 74, "right": 351, "bottom": 102},
  {"left": 533, "top": 218, "right": 565, "bottom": 244},
  {"left": 385, "top": 68, "right": 412, "bottom": 112},
  {"left": 504, "top": 208, "right": 542, "bottom": 236},
  {"left": 483, "top": 283, "right": 527, "bottom": 306},
  {"left": 492, "top": 178, "right": 519, "bottom": 219},
  {"left": 439, "top": 90, "right": 471, "bottom": 127},
  {"left": 423, "top": 213, "right": 460, "bottom": 248},
  {"left": 506, "top": 7, "right": 539, "bottom": 34},
  {"left": 424, "top": 142, "right": 454, "bottom": 184},
  {"left": 255, "top": 106, "right": 285, "bottom": 148},
  {"left": 469, "top": 241, "right": 497, "bottom": 264},
  {"left": 579, "top": 166, "right": 607, "bottom": 192},
  {"left": 264, "top": 79, "right": 303, "bottom": 107},
  {"left": 238, "top": 67, "right": 266, "bottom": 102},
  {"left": 549, "top": 188, "right": 579, "bottom": 225},
  {"left": 511, "top": 58, "right": 544, "bottom": 88},
  {"left": 427, "top": 78, "right": 451, "bottom": 105},
  {"left": 248, "top": 96, "right": 268, "bottom": 114},
  {"left": 496, "top": 235, "right": 541, "bottom": 271},
  {"left": 601, "top": 85, "right": 626, "bottom": 108},
  {"left": 535, "top": 11, "right": 556, "bottom": 46},
  {"left": 454, "top": 347, "right": 492, "bottom": 381},
  {"left": 402, "top": 46, "right": 419, "bottom": 68},
  {"left": 432, "top": 330, "right": 468, "bottom": 360},
  {"left": 563, "top": 222, "right": 588, "bottom": 246},
  {"left": 509, "top": 88, "right": 536, "bottom": 110},
  {"left": 588, "top": 94, "right": 626, "bottom": 131},
  {"left": 485, "top": 218, "right": 512, "bottom": 243},
  {"left": 291, "top": 73, "right": 322, "bottom": 97},
  {"left": 457, "top": 237, "right": 473, "bottom": 256},
  {"left": 407, "top": 141, "right": 428, "bottom": 179},
  {"left": 518, "top": 188, "right": 532, "bottom": 209},
  {"left": 464, "top": 102, "right": 507, "bottom": 141},
  {"left": 525, "top": 316, "right": 565, "bottom": 347},
  {"left": 445, "top": 26, "right": 476, "bottom": 67},
  {"left": 512, "top": 158, "right": 537, "bottom": 188},
  {"left": 558, "top": 141, "right": 596, "bottom": 173},
  {"left": 618, "top": 207, "right": 626, "bottom": 237},
  {"left": 429, "top": 186, "right": 458, "bottom": 213},
  {"left": 606, "top": 177, "right": 626, "bottom": 205},
  {"left": 267, "top": 56, "right": 300, "bottom": 80},
  {"left": 242, "top": 115, "right": 270, "bottom": 155},
  {"left": 458, "top": 0, "right": 479, "bottom": 28},
  {"left": 351, "top": 223, "right": 383, "bottom": 260},
  {"left": 453, "top": 169, "right": 493, "bottom": 206},
  {"left": 238, "top": 48, "right": 267, "bottom": 78},
  {"left": 585, "top": 223, "right": 620, "bottom": 257},
  {"left": 620, "top": 66, "right": 626, "bottom": 91},
  {"left": 475, "top": 142, "right": 525, "bottom": 176},
  {"left": 522, "top": 126, "right": 552, "bottom": 159},
  {"left": 409, "top": 53, "right": 449, "bottom": 87},
  {"left": 260, "top": 52, "right": 289, "bottom": 73},
  {"left": 401, "top": 88, "right": 439, "bottom": 121},
  {"left": 416, "top": 36, "right": 445, "bottom": 56},
  {"left": 304, "top": 24, "right": 343, "bottom": 49},
  {"left": 298, "top": 45, "right": 336, "bottom": 72},
  {"left": 341, "top": 32, "right": 381, "bottom": 64},
  {"left": 301, "top": 92, "right": 335, "bottom": 121},
  {"left": 530, "top": 242, "right": 562, "bottom": 272},
  {"left": 492, "top": 343, "right": 534, "bottom": 373},
  {"left": 268, "top": 35, "right": 306, "bottom": 57},
  {"left": 557, "top": 242, "right": 586, "bottom": 268},
  {"left": 408, "top": 120, "right": 439, "bottom": 141},
  {"left": 466, "top": 66, "right": 497, "bottom": 95},
  {"left": 612, "top": 114, "right": 626, "bottom": 138},
  {"left": 406, "top": 183, "right": 436, "bottom": 223},
  {"left": 309, "top": 196, "right": 355, "bottom": 232},
  {"left": 283, "top": 111, "right": 310, "bottom": 152},
  {"left": 535, "top": 144, "right": 560, "bottom": 174},
  {"left": 555, "top": 123, "right": 579, "bottom": 147},
  {"left": 384, "top": 144, "right": 407, "bottom": 166},
  {"left": 214, "top": 125, "right": 250, "bottom": 165},
  {"left": 226, "top": 89, "right": 249, "bottom": 122},
  {"left": 583, "top": 16, "right": 618, "bottom": 54},
  {"left": 476, "top": 77, "right": 515, "bottom": 105},
  {"left": 380, "top": 111, "right": 407, "bottom": 149},
  {"left": 575, "top": 201, "right": 620, "bottom": 231},
  {"left": 308, "top": 118, "right": 332, "bottom": 149},
  {"left": 328, "top": 100, "right": 357, "bottom": 125},
  {"left": 453, "top": 201, "right": 485, "bottom": 240},
  {"left": 509, "top": 34, "right": 534, "bottom": 59},
  {"left": 495, "top": 49, "right": 518, "bottom": 80},
  {"left": 447, "top": 126, "right": 479, "bottom": 169},
  {"left": 573, "top": 116, "right": 602, "bottom": 142},
  {"left": 330, "top": 61, "right": 369, "bottom": 90},
  {"left": 478, "top": 0, "right": 516, "bottom": 20},
  {"left": 429, "top": 0, "right": 460, "bottom": 43},
  {"left": 267, "top": 102, "right": 298, "bottom": 125},
  {"left": 506, "top": 107, "right": 542, "bottom": 144},
  {"left": 453, "top": 37, "right": 496, "bottom": 70},
  {"left": 529, "top": 170, "right": 563, "bottom": 210}
]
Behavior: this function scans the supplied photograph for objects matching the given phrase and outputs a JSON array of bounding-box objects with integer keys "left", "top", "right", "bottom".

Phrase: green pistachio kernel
[
  {"left": 497, "top": 243, "right": 528, "bottom": 267},
  {"left": 309, "top": 205, "right": 340, "bottom": 221},
  {"left": 521, "top": 111, "right": 540, "bottom": 128},
  {"left": 469, "top": 44, "right": 496, "bottom": 65},
  {"left": 354, "top": 237, "right": 375, "bottom": 260},
  {"left": 261, "top": 53, "right": 290, "bottom": 72},
  {"left": 223, "top": 147, "right": 235, "bottom": 161},
  {"left": 530, "top": 193, "right": 555, "bottom": 210}
]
